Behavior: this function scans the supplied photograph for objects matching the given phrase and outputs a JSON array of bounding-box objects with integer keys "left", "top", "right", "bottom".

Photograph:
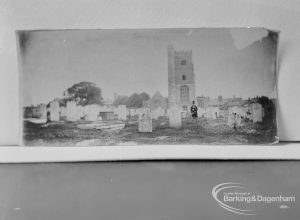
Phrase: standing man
[{"left": 190, "top": 101, "right": 198, "bottom": 122}]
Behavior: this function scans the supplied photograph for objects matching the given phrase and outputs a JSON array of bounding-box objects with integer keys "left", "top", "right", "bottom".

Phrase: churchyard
[
  {"left": 20, "top": 30, "right": 278, "bottom": 146},
  {"left": 23, "top": 104, "right": 277, "bottom": 146}
]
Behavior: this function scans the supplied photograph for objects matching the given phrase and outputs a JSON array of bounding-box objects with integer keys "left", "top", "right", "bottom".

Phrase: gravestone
[
  {"left": 181, "top": 111, "right": 188, "bottom": 118},
  {"left": 113, "top": 106, "right": 118, "bottom": 115},
  {"left": 130, "top": 108, "right": 139, "bottom": 116},
  {"left": 117, "top": 105, "right": 127, "bottom": 120},
  {"left": 76, "top": 105, "right": 84, "bottom": 120},
  {"left": 227, "top": 113, "right": 234, "bottom": 126},
  {"left": 227, "top": 113, "right": 242, "bottom": 128},
  {"left": 129, "top": 109, "right": 134, "bottom": 117},
  {"left": 100, "top": 112, "right": 114, "bottom": 121},
  {"left": 138, "top": 108, "right": 152, "bottom": 132},
  {"left": 66, "top": 101, "right": 77, "bottom": 121},
  {"left": 84, "top": 104, "right": 100, "bottom": 121},
  {"left": 168, "top": 107, "right": 181, "bottom": 129},
  {"left": 60, "top": 106, "right": 67, "bottom": 117},
  {"left": 197, "top": 108, "right": 205, "bottom": 118},
  {"left": 156, "top": 107, "right": 164, "bottom": 116},
  {"left": 251, "top": 103, "right": 263, "bottom": 122},
  {"left": 39, "top": 104, "right": 47, "bottom": 119},
  {"left": 152, "top": 107, "right": 164, "bottom": 120},
  {"left": 49, "top": 101, "right": 59, "bottom": 121},
  {"left": 151, "top": 109, "right": 159, "bottom": 120},
  {"left": 236, "top": 114, "right": 242, "bottom": 127}
]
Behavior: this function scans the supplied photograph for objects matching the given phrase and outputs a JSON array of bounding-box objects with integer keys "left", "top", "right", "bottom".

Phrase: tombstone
[
  {"left": 207, "top": 107, "right": 219, "bottom": 119},
  {"left": 76, "top": 105, "right": 84, "bottom": 120},
  {"left": 156, "top": 107, "right": 164, "bottom": 117},
  {"left": 134, "top": 108, "right": 139, "bottom": 116},
  {"left": 49, "top": 101, "right": 59, "bottom": 121},
  {"left": 66, "top": 101, "right": 77, "bottom": 121},
  {"left": 214, "top": 107, "right": 219, "bottom": 119},
  {"left": 139, "top": 108, "right": 149, "bottom": 114},
  {"left": 236, "top": 114, "right": 242, "bottom": 127},
  {"left": 151, "top": 112, "right": 157, "bottom": 120},
  {"left": 84, "top": 104, "right": 100, "bottom": 121},
  {"left": 197, "top": 108, "right": 205, "bottom": 118},
  {"left": 129, "top": 109, "right": 135, "bottom": 117},
  {"left": 138, "top": 108, "right": 152, "bottom": 132},
  {"left": 227, "top": 113, "right": 234, "bottom": 126},
  {"left": 206, "top": 107, "right": 213, "bottom": 119},
  {"left": 107, "top": 112, "right": 114, "bottom": 120},
  {"left": 181, "top": 111, "right": 188, "bottom": 118},
  {"left": 151, "top": 108, "right": 160, "bottom": 120},
  {"left": 100, "top": 111, "right": 114, "bottom": 121},
  {"left": 113, "top": 106, "right": 118, "bottom": 115},
  {"left": 117, "top": 105, "right": 127, "bottom": 120},
  {"left": 38, "top": 104, "right": 47, "bottom": 119},
  {"left": 168, "top": 107, "right": 181, "bottom": 129},
  {"left": 60, "top": 106, "right": 67, "bottom": 117},
  {"left": 251, "top": 103, "right": 263, "bottom": 122}
]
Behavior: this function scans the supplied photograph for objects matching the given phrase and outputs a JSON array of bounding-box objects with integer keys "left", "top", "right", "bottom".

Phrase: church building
[{"left": 167, "top": 44, "right": 196, "bottom": 111}]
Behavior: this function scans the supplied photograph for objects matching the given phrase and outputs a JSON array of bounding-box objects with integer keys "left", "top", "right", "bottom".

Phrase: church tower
[{"left": 168, "top": 44, "right": 195, "bottom": 110}]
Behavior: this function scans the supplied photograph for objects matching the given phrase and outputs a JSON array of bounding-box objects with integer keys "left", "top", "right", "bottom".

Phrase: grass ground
[{"left": 23, "top": 116, "right": 277, "bottom": 146}]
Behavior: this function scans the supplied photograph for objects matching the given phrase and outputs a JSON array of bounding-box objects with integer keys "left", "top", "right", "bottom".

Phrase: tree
[
  {"left": 63, "top": 82, "right": 103, "bottom": 106},
  {"left": 127, "top": 93, "right": 142, "bottom": 108},
  {"left": 140, "top": 92, "right": 150, "bottom": 102},
  {"left": 257, "top": 96, "right": 275, "bottom": 122},
  {"left": 113, "top": 95, "right": 129, "bottom": 106},
  {"left": 126, "top": 92, "right": 150, "bottom": 108}
]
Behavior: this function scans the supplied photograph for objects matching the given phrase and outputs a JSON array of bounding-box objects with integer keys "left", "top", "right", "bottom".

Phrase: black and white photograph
[
  {"left": 1, "top": 1, "right": 300, "bottom": 219},
  {"left": 18, "top": 28, "right": 278, "bottom": 146}
]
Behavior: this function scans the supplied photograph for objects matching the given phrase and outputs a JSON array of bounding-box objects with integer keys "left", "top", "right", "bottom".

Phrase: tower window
[
  {"left": 182, "top": 75, "right": 186, "bottom": 80},
  {"left": 181, "top": 60, "right": 186, "bottom": 65},
  {"left": 180, "top": 85, "right": 189, "bottom": 102}
]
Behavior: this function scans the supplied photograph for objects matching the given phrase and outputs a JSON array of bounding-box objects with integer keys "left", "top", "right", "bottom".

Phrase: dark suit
[{"left": 190, "top": 104, "right": 198, "bottom": 119}]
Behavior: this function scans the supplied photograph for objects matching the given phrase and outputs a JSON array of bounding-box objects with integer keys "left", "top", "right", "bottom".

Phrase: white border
[
  {"left": 1, "top": 0, "right": 300, "bottom": 162},
  {"left": 0, "top": 144, "right": 299, "bottom": 163}
]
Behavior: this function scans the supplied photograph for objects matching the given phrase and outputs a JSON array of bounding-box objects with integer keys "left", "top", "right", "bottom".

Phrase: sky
[{"left": 19, "top": 28, "right": 277, "bottom": 106}]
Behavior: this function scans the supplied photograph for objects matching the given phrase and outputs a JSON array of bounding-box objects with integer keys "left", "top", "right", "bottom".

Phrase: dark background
[{"left": 0, "top": 161, "right": 299, "bottom": 220}]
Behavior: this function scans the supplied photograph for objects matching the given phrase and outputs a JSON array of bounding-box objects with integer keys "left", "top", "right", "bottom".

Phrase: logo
[{"left": 212, "top": 182, "right": 295, "bottom": 216}]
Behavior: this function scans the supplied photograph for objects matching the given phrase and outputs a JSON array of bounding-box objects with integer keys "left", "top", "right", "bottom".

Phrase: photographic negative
[{"left": 18, "top": 28, "right": 278, "bottom": 146}]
